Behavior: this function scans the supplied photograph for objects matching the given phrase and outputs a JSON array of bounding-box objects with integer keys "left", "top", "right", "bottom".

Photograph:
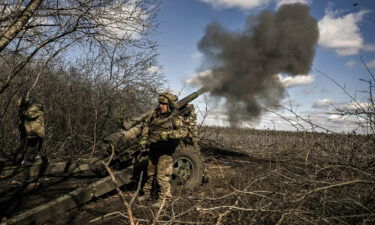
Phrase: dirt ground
[
  {"left": 1, "top": 147, "right": 374, "bottom": 225},
  {"left": 48, "top": 149, "right": 265, "bottom": 225},
  {"left": 0, "top": 149, "right": 264, "bottom": 224}
]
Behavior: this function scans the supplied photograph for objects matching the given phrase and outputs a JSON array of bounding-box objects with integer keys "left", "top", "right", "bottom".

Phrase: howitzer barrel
[
  {"left": 123, "top": 111, "right": 152, "bottom": 130},
  {"left": 176, "top": 87, "right": 206, "bottom": 109},
  {"left": 122, "top": 88, "right": 206, "bottom": 130}
]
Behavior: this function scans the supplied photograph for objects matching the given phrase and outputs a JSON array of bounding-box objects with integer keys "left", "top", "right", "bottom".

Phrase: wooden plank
[
  {"left": 0, "top": 159, "right": 98, "bottom": 178},
  {"left": 3, "top": 168, "right": 133, "bottom": 225}
]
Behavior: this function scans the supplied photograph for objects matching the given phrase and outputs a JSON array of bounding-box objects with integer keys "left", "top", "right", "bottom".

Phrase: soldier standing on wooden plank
[{"left": 15, "top": 97, "right": 45, "bottom": 183}]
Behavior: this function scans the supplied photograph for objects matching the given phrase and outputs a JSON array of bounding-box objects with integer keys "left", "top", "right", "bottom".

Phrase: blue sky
[{"left": 152, "top": 0, "right": 375, "bottom": 133}]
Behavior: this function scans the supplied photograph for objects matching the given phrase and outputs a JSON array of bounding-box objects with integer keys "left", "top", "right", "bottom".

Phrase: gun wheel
[{"left": 171, "top": 144, "right": 203, "bottom": 189}]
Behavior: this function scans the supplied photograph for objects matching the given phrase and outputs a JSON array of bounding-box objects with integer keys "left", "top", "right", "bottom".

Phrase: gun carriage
[{"left": 0, "top": 88, "right": 206, "bottom": 225}]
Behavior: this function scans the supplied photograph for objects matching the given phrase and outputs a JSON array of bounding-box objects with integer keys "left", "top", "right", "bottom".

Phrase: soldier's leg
[
  {"left": 14, "top": 152, "right": 24, "bottom": 165},
  {"left": 22, "top": 138, "right": 40, "bottom": 165},
  {"left": 138, "top": 154, "right": 157, "bottom": 202},
  {"left": 22, "top": 138, "right": 40, "bottom": 182},
  {"left": 37, "top": 138, "right": 47, "bottom": 164},
  {"left": 14, "top": 139, "right": 27, "bottom": 165},
  {"left": 156, "top": 155, "right": 173, "bottom": 200},
  {"left": 143, "top": 156, "right": 156, "bottom": 195}
]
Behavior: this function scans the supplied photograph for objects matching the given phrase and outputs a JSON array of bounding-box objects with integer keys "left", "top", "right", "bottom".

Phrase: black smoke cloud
[{"left": 196, "top": 3, "right": 319, "bottom": 126}]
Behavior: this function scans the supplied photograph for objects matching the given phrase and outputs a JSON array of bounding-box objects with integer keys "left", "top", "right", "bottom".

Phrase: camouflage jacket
[
  {"left": 24, "top": 104, "right": 45, "bottom": 138},
  {"left": 184, "top": 106, "right": 198, "bottom": 141},
  {"left": 141, "top": 109, "right": 188, "bottom": 144}
]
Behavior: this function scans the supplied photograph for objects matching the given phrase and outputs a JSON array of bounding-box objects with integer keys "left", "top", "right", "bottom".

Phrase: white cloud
[
  {"left": 147, "top": 66, "right": 162, "bottom": 74},
  {"left": 255, "top": 109, "right": 365, "bottom": 133},
  {"left": 318, "top": 10, "right": 369, "bottom": 56},
  {"left": 280, "top": 99, "right": 301, "bottom": 108},
  {"left": 98, "top": 1, "right": 151, "bottom": 41},
  {"left": 199, "top": 0, "right": 311, "bottom": 10},
  {"left": 363, "top": 44, "right": 375, "bottom": 52},
  {"left": 345, "top": 60, "right": 357, "bottom": 68},
  {"left": 312, "top": 98, "right": 334, "bottom": 109},
  {"left": 278, "top": 74, "right": 315, "bottom": 88},
  {"left": 188, "top": 71, "right": 315, "bottom": 89},
  {"left": 187, "top": 71, "right": 315, "bottom": 90},
  {"left": 191, "top": 52, "right": 203, "bottom": 60},
  {"left": 185, "top": 69, "right": 213, "bottom": 86},
  {"left": 366, "top": 59, "right": 375, "bottom": 68},
  {"left": 199, "top": 0, "right": 270, "bottom": 10},
  {"left": 276, "top": 0, "right": 310, "bottom": 8},
  {"left": 336, "top": 101, "right": 373, "bottom": 112},
  {"left": 191, "top": 88, "right": 369, "bottom": 133}
]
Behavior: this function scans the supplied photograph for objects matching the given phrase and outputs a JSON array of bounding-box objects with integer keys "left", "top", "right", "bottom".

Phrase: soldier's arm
[
  {"left": 140, "top": 111, "right": 152, "bottom": 142},
  {"left": 141, "top": 125, "right": 149, "bottom": 139},
  {"left": 168, "top": 116, "right": 188, "bottom": 139}
]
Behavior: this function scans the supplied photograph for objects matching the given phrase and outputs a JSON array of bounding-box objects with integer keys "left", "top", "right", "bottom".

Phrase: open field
[
  {"left": 200, "top": 127, "right": 375, "bottom": 166},
  {"left": 1, "top": 126, "right": 374, "bottom": 224}
]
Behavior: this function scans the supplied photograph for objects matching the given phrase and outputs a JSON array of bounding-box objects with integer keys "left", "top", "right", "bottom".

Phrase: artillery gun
[
  {"left": 0, "top": 88, "right": 206, "bottom": 225},
  {"left": 96, "top": 87, "right": 206, "bottom": 188}
]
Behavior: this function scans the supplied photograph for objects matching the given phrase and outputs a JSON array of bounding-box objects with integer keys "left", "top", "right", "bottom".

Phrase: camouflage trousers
[
  {"left": 143, "top": 153, "right": 173, "bottom": 200},
  {"left": 18, "top": 137, "right": 44, "bottom": 182},
  {"left": 15, "top": 138, "right": 43, "bottom": 164}
]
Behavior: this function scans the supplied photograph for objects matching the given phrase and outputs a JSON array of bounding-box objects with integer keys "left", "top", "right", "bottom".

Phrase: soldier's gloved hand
[{"left": 160, "top": 131, "right": 169, "bottom": 141}]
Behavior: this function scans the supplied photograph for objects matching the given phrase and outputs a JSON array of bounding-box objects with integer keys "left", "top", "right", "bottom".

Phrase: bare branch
[
  {"left": 0, "top": 0, "right": 43, "bottom": 53},
  {"left": 102, "top": 161, "right": 137, "bottom": 225}
]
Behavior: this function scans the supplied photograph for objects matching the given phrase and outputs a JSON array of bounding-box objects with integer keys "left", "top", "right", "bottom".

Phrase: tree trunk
[{"left": 0, "top": 0, "right": 43, "bottom": 53}]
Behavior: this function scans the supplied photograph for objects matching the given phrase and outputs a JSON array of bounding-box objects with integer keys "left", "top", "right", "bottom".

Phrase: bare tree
[
  {"left": 0, "top": 0, "right": 163, "bottom": 159},
  {"left": 0, "top": 0, "right": 43, "bottom": 53},
  {"left": 0, "top": 0, "right": 161, "bottom": 95},
  {"left": 316, "top": 58, "right": 374, "bottom": 134}
]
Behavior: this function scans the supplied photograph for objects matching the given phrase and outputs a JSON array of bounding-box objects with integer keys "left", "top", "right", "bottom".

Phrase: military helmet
[{"left": 158, "top": 92, "right": 178, "bottom": 108}]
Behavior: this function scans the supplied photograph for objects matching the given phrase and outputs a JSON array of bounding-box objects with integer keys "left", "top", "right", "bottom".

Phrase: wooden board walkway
[
  {"left": 2, "top": 168, "right": 133, "bottom": 225},
  {"left": 0, "top": 159, "right": 99, "bottom": 179}
]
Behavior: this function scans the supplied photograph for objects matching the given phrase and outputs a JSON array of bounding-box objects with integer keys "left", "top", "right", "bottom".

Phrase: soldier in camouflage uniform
[
  {"left": 138, "top": 92, "right": 188, "bottom": 206},
  {"left": 181, "top": 105, "right": 209, "bottom": 183},
  {"left": 182, "top": 105, "right": 199, "bottom": 148},
  {"left": 15, "top": 97, "right": 45, "bottom": 182}
]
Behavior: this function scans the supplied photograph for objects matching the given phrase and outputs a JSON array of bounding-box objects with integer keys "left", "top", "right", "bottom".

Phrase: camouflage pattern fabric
[
  {"left": 22, "top": 137, "right": 43, "bottom": 182},
  {"left": 143, "top": 152, "right": 173, "bottom": 200},
  {"left": 24, "top": 104, "right": 45, "bottom": 138},
  {"left": 181, "top": 105, "right": 209, "bottom": 182},
  {"left": 156, "top": 155, "right": 173, "bottom": 199},
  {"left": 158, "top": 92, "right": 178, "bottom": 110},
  {"left": 184, "top": 106, "right": 199, "bottom": 147},
  {"left": 141, "top": 108, "right": 188, "bottom": 200},
  {"left": 141, "top": 110, "right": 188, "bottom": 144},
  {"left": 17, "top": 102, "right": 45, "bottom": 182}
]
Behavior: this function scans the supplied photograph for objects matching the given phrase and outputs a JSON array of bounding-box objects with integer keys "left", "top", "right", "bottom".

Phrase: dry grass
[
  {"left": 48, "top": 126, "right": 374, "bottom": 225},
  {"left": 200, "top": 126, "right": 374, "bottom": 166}
]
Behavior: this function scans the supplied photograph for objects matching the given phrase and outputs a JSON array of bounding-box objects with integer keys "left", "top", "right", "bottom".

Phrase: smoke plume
[{"left": 196, "top": 3, "right": 319, "bottom": 126}]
